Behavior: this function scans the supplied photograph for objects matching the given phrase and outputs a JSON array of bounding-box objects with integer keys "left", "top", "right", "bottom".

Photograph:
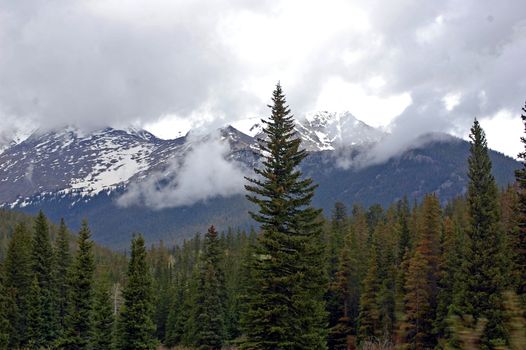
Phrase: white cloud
[
  {"left": 0, "top": 0, "right": 525, "bottom": 159},
  {"left": 117, "top": 132, "right": 248, "bottom": 208}
]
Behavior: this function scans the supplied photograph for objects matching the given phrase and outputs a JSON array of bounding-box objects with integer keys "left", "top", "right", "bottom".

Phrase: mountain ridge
[{"left": 0, "top": 112, "right": 520, "bottom": 247}]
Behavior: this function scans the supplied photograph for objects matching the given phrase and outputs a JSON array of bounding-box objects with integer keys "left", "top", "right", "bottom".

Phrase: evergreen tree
[
  {"left": 3, "top": 222, "right": 32, "bottom": 348},
  {"left": 0, "top": 264, "right": 9, "bottom": 350},
  {"left": 27, "top": 275, "right": 44, "bottom": 348},
  {"left": 451, "top": 120, "right": 507, "bottom": 348},
  {"left": 514, "top": 100, "right": 526, "bottom": 306},
  {"left": 116, "top": 234, "right": 156, "bottom": 350},
  {"left": 242, "top": 83, "right": 327, "bottom": 349},
  {"left": 397, "top": 196, "right": 412, "bottom": 264},
  {"left": 31, "top": 210, "right": 59, "bottom": 346},
  {"left": 194, "top": 226, "right": 225, "bottom": 350},
  {"left": 92, "top": 283, "right": 115, "bottom": 350},
  {"left": 358, "top": 239, "right": 381, "bottom": 342},
  {"left": 164, "top": 282, "right": 186, "bottom": 347},
  {"left": 151, "top": 241, "right": 172, "bottom": 342},
  {"left": 328, "top": 231, "right": 359, "bottom": 350},
  {"left": 435, "top": 217, "right": 464, "bottom": 344},
  {"left": 61, "top": 220, "right": 96, "bottom": 350},
  {"left": 55, "top": 218, "right": 71, "bottom": 337},
  {"left": 401, "top": 194, "right": 441, "bottom": 349}
]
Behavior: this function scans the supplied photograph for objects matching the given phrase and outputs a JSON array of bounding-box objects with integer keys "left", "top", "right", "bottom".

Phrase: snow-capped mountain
[
  {"left": 231, "top": 111, "right": 385, "bottom": 151},
  {"left": 295, "top": 111, "right": 384, "bottom": 151},
  {"left": 0, "top": 111, "right": 519, "bottom": 248},
  {"left": 0, "top": 111, "right": 380, "bottom": 207}
]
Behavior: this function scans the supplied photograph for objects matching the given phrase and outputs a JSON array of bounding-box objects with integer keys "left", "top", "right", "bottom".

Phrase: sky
[{"left": 0, "top": 0, "right": 525, "bottom": 158}]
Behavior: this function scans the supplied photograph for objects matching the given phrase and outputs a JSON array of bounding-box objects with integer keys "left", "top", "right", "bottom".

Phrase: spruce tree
[
  {"left": 435, "top": 217, "right": 464, "bottom": 344},
  {"left": 358, "top": 240, "right": 381, "bottom": 342},
  {"left": 61, "top": 220, "right": 95, "bottom": 350},
  {"left": 401, "top": 194, "right": 441, "bottom": 349},
  {"left": 116, "top": 234, "right": 156, "bottom": 350},
  {"left": 92, "top": 283, "right": 115, "bottom": 350},
  {"left": 397, "top": 196, "right": 412, "bottom": 264},
  {"left": 27, "top": 275, "right": 44, "bottom": 348},
  {"left": 242, "top": 83, "right": 327, "bottom": 349},
  {"left": 55, "top": 218, "right": 71, "bottom": 337},
  {"left": 194, "top": 225, "right": 225, "bottom": 350},
  {"left": 328, "top": 231, "right": 359, "bottom": 350},
  {"left": 0, "top": 264, "right": 9, "bottom": 350},
  {"left": 31, "top": 210, "right": 59, "bottom": 346},
  {"left": 514, "top": 100, "right": 526, "bottom": 306},
  {"left": 3, "top": 222, "right": 32, "bottom": 348},
  {"left": 451, "top": 119, "right": 507, "bottom": 348}
]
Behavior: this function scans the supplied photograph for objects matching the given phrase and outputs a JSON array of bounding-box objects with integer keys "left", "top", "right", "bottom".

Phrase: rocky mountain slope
[{"left": 0, "top": 112, "right": 519, "bottom": 247}]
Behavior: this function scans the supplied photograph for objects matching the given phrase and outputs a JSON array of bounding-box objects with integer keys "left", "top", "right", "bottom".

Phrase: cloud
[
  {"left": 117, "top": 131, "right": 248, "bottom": 208},
  {"left": 0, "top": 0, "right": 524, "bottom": 159},
  {"left": 0, "top": 0, "right": 268, "bottom": 133}
]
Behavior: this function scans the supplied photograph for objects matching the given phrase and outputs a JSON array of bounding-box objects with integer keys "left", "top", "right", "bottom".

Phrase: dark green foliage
[
  {"left": 3, "top": 223, "right": 32, "bottom": 348},
  {"left": 242, "top": 83, "right": 327, "bottom": 349},
  {"left": 61, "top": 220, "right": 96, "bottom": 350},
  {"left": 55, "top": 218, "right": 71, "bottom": 337},
  {"left": 397, "top": 196, "right": 412, "bottom": 263},
  {"left": 451, "top": 120, "right": 508, "bottom": 348},
  {"left": 149, "top": 241, "right": 172, "bottom": 342},
  {"left": 0, "top": 264, "right": 9, "bottom": 350},
  {"left": 401, "top": 195, "right": 441, "bottom": 349},
  {"left": 435, "top": 217, "right": 464, "bottom": 344},
  {"left": 27, "top": 275, "right": 44, "bottom": 348},
  {"left": 31, "top": 210, "right": 59, "bottom": 346},
  {"left": 116, "top": 234, "right": 156, "bottom": 350},
  {"left": 92, "top": 283, "right": 115, "bottom": 350},
  {"left": 358, "top": 238, "right": 381, "bottom": 342},
  {"left": 328, "top": 231, "right": 359, "bottom": 350},
  {"left": 514, "top": 101, "right": 526, "bottom": 305},
  {"left": 194, "top": 226, "right": 226, "bottom": 350}
]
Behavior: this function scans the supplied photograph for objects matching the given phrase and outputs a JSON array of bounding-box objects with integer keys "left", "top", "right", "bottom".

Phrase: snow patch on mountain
[{"left": 0, "top": 111, "right": 385, "bottom": 208}]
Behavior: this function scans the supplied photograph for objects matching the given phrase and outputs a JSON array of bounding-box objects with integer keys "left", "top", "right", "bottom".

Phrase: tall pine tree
[
  {"left": 55, "top": 218, "right": 71, "bottom": 337},
  {"left": 242, "top": 83, "right": 327, "bottom": 349},
  {"left": 194, "top": 225, "right": 225, "bottom": 350},
  {"left": 0, "top": 263, "right": 9, "bottom": 350},
  {"left": 3, "top": 222, "right": 32, "bottom": 348},
  {"left": 31, "top": 210, "right": 59, "bottom": 346},
  {"left": 61, "top": 220, "right": 95, "bottom": 350},
  {"left": 451, "top": 120, "right": 507, "bottom": 349},
  {"left": 92, "top": 282, "right": 115, "bottom": 350},
  {"left": 116, "top": 234, "right": 156, "bottom": 350},
  {"left": 401, "top": 194, "right": 441, "bottom": 350}
]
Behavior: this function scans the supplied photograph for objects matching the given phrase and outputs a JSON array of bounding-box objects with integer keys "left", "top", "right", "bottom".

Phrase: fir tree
[
  {"left": 397, "top": 196, "right": 412, "bottom": 264},
  {"left": 116, "top": 234, "right": 156, "bottom": 350},
  {"left": 92, "top": 283, "right": 115, "bottom": 350},
  {"left": 242, "top": 83, "right": 327, "bottom": 349},
  {"left": 401, "top": 194, "right": 441, "bottom": 349},
  {"left": 0, "top": 264, "right": 9, "bottom": 350},
  {"left": 514, "top": 100, "right": 526, "bottom": 306},
  {"left": 31, "top": 210, "right": 59, "bottom": 346},
  {"left": 3, "top": 222, "right": 32, "bottom": 348},
  {"left": 451, "top": 120, "right": 507, "bottom": 348},
  {"left": 27, "top": 275, "right": 44, "bottom": 348},
  {"left": 194, "top": 226, "right": 225, "bottom": 350},
  {"left": 358, "top": 240, "right": 381, "bottom": 342},
  {"left": 328, "top": 231, "right": 359, "bottom": 350},
  {"left": 61, "top": 220, "right": 96, "bottom": 350},
  {"left": 55, "top": 218, "right": 71, "bottom": 337}
]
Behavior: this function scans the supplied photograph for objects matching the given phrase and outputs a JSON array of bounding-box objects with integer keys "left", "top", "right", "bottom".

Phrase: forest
[{"left": 0, "top": 85, "right": 525, "bottom": 350}]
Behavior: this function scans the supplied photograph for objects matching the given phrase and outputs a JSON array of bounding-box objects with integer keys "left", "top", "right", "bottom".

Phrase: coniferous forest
[{"left": 1, "top": 86, "right": 526, "bottom": 350}]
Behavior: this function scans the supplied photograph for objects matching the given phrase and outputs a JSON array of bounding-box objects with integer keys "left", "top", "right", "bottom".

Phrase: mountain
[{"left": 0, "top": 112, "right": 519, "bottom": 248}]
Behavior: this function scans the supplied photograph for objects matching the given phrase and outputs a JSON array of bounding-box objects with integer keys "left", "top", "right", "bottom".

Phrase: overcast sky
[{"left": 0, "top": 0, "right": 525, "bottom": 157}]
